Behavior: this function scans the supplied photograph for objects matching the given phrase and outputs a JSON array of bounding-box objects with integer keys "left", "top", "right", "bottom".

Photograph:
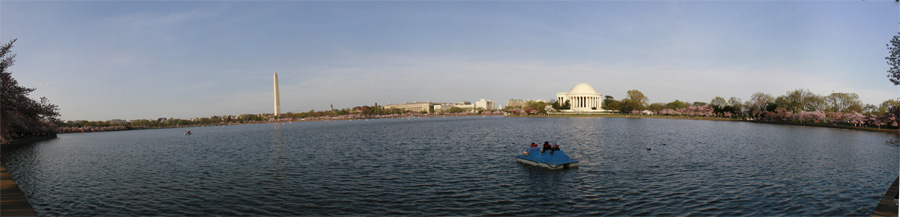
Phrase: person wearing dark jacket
[{"left": 542, "top": 141, "right": 552, "bottom": 154}]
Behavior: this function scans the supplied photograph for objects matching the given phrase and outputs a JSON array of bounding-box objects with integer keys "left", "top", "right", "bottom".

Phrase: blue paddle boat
[{"left": 515, "top": 149, "right": 579, "bottom": 170}]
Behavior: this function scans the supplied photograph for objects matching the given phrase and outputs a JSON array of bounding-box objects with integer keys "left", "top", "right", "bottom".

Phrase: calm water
[{"left": 2, "top": 116, "right": 898, "bottom": 216}]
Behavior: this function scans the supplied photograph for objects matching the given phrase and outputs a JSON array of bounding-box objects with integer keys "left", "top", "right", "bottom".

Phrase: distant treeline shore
[
  {"left": 525, "top": 113, "right": 900, "bottom": 134},
  {"left": 56, "top": 112, "right": 504, "bottom": 134},
  {"left": 506, "top": 88, "right": 900, "bottom": 134}
]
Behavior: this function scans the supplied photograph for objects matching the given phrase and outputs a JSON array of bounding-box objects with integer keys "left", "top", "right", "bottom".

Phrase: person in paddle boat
[
  {"left": 550, "top": 144, "right": 561, "bottom": 155},
  {"left": 541, "top": 141, "right": 552, "bottom": 154},
  {"left": 523, "top": 142, "right": 541, "bottom": 155}
]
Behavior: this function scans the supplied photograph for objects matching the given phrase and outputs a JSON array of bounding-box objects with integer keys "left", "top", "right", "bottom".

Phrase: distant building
[
  {"left": 433, "top": 103, "right": 454, "bottom": 111},
  {"left": 109, "top": 119, "right": 127, "bottom": 124},
  {"left": 475, "top": 99, "right": 495, "bottom": 110},
  {"left": 382, "top": 101, "right": 443, "bottom": 113},
  {"left": 433, "top": 101, "right": 476, "bottom": 112},
  {"left": 453, "top": 102, "right": 475, "bottom": 111},
  {"left": 556, "top": 83, "right": 604, "bottom": 112}
]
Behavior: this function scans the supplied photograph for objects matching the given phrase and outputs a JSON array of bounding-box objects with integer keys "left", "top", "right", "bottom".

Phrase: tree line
[
  {"left": 596, "top": 89, "right": 899, "bottom": 129},
  {"left": 55, "top": 105, "right": 503, "bottom": 133}
]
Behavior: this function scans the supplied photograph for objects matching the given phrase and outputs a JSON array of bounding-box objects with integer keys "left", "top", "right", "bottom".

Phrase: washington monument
[{"left": 274, "top": 71, "right": 280, "bottom": 116}]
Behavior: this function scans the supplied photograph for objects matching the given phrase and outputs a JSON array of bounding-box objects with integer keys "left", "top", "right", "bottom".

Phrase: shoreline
[
  {"left": 54, "top": 113, "right": 899, "bottom": 135},
  {"left": 515, "top": 113, "right": 900, "bottom": 135},
  {"left": 1, "top": 135, "right": 58, "bottom": 150},
  {"left": 56, "top": 114, "right": 505, "bottom": 134}
]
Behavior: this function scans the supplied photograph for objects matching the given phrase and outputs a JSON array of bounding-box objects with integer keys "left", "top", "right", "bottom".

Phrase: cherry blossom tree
[
  {"left": 1, "top": 39, "right": 60, "bottom": 142},
  {"left": 842, "top": 112, "right": 866, "bottom": 127},
  {"left": 745, "top": 92, "right": 774, "bottom": 118}
]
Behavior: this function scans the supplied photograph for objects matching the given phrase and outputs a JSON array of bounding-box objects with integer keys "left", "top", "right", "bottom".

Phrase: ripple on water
[{"left": 1, "top": 117, "right": 897, "bottom": 216}]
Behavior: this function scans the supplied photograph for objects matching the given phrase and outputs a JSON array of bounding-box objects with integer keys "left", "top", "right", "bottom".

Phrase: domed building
[{"left": 556, "top": 83, "right": 604, "bottom": 112}]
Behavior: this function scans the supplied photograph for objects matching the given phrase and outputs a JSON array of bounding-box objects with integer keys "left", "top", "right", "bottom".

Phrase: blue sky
[{"left": 1, "top": 1, "right": 898, "bottom": 121}]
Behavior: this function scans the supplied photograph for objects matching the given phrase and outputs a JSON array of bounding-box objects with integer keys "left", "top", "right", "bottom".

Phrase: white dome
[{"left": 568, "top": 83, "right": 597, "bottom": 94}]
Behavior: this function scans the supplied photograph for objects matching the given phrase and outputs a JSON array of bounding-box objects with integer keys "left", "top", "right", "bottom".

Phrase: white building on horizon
[
  {"left": 475, "top": 99, "right": 495, "bottom": 110},
  {"left": 556, "top": 83, "right": 604, "bottom": 112},
  {"left": 383, "top": 101, "right": 442, "bottom": 113}
]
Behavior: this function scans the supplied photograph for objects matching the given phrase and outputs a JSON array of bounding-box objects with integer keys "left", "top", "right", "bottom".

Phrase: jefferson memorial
[{"left": 556, "top": 83, "right": 604, "bottom": 112}]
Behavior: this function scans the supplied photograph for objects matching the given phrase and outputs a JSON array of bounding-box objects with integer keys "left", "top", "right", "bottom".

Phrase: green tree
[
  {"left": 745, "top": 92, "right": 774, "bottom": 116},
  {"left": 710, "top": 96, "right": 727, "bottom": 111},
  {"left": 692, "top": 102, "right": 708, "bottom": 107},
  {"left": 553, "top": 99, "right": 570, "bottom": 110},
  {"left": 878, "top": 99, "right": 900, "bottom": 115},
  {"left": 778, "top": 89, "right": 823, "bottom": 113},
  {"left": 666, "top": 100, "right": 689, "bottom": 109},
  {"left": 448, "top": 107, "right": 466, "bottom": 113},
  {"left": 602, "top": 96, "right": 619, "bottom": 111},
  {"left": 727, "top": 97, "right": 743, "bottom": 114},
  {"left": 805, "top": 94, "right": 826, "bottom": 112},
  {"left": 647, "top": 103, "right": 665, "bottom": 113},
  {"left": 824, "top": 92, "right": 862, "bottom": 113},
  {"left": 621, "top": 90, "right": 648, "bottom": 113},
  {"left": 335, "top": 108, "right": 350, "bottom": 116}
]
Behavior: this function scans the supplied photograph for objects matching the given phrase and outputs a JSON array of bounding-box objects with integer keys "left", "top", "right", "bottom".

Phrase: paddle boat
[{"left": 515, "top": 149, "right": 579, "bottom": 170}]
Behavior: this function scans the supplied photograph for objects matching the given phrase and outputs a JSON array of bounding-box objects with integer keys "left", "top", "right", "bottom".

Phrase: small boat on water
[{"left": 515, "top": 150, "right": 578, "bottom": 170}]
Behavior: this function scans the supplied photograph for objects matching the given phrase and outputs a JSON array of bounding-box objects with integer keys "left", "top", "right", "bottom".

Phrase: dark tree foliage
[
  {"left": 1, "top": 39, "right": 60, "bottom": 143},
  {"left": 887, "top": 33, "right": 900, "bottom": 85},
  {"left": 620, "top": 90, "right": 648, "bottom": 113},
  {"left": 552, "top": 99, "right": 570, "bottom": 110},
  {"left": 602, "top": 96, "right": 619, "bottom": 111}
]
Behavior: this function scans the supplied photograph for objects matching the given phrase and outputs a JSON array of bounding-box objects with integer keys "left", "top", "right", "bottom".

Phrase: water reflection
[
  {"left": 562, "top": 118, "right": 599, "bottom": 143},
  {"left": 269, "top": 123, "right": 286, "bottom": 174}
]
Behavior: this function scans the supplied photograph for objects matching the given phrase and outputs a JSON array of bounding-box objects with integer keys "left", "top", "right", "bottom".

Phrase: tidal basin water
[{"left": 2, "top": 116, "right": 898, "bottom": 216}]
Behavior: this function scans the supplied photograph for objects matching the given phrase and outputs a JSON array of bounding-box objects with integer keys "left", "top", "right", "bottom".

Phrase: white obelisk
[{"left": 274, "top": 71, "right": 281, "bottom": 116}]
